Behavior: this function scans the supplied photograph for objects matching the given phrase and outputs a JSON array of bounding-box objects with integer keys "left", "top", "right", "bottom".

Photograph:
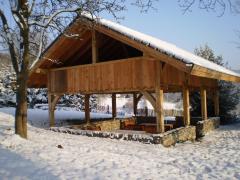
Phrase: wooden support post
[
  {"left": 200, "top": 88, "right": 208, "bottom": 120},
  {"left": 92, "top": 30, "right": 98, "bottom": 64},
  {"left": 48, "top": 94, "right": 60, "bottom": 127},
  {"left": 133, "top": 93, "right": 143, "bottom": 116},
  {"left": 112, "top": 93, "right": 117, "bottom": 118},
  {"left": 85, "top": 94, "right": 90, "bottom": 124},
  {"left": 145, "top": 106, "right": 148, "bottom": 117},
  {"left": 213, "top": 89, "right": 220, "bottom": 116},
  {"left": 133, "top": 93, "right": 138, "bottom": 116},
  {"left": 183, "top": 86, "right": 190, "bottom": 126},
  {"left": 155, "top": 61, "right": 164, "bottom": 133}
]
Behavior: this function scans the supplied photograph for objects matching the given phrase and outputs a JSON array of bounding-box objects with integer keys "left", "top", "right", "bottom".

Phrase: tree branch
[
  {"left": 0, "top": 9, "right": 19, "bottom": 73},
  {"left": 28, "top": 7, "right": 81, "bottom": 28}
]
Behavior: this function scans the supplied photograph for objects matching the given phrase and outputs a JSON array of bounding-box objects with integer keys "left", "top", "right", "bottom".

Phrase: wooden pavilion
[{"left": 29, "top": 14, "right": 240, "bottom": 133}]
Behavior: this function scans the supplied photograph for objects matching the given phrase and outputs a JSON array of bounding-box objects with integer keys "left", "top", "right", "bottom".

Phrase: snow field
[{"left": 0, "top": 108, "right": 240, "bottom": 179}]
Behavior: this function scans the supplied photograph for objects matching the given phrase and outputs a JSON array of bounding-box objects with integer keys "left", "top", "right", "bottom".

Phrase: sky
[
  {"left": 102, "top": 1, "right": 240, "bottom": 70},
  {"left": 1, "top": 1, "right": 239, "bottom": 70}
]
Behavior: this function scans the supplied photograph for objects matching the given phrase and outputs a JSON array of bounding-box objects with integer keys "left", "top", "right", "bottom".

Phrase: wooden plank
[
  {"left": 112, "top": 93, "right": 117, "bottom": 118},
  {"left": 46, "top": 58, "right": 218, "bottom": 94},
  {"left": 92, "top": 30, "right": 98, "bottom": 63},
  {"left": 155, "top": 61, "right": 164, "bottom": 133},
  {"left": 200, "top": 88, "right": 208, "bottom": 120},
  {"left": 50, "top": 57, "right": 150, "bottom": 71},
  {"left": 183, "top": 86, "right": 190, "bottom": 126}
]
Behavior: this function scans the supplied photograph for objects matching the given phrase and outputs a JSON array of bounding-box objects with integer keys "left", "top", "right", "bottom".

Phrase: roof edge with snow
[{"left": 30, "top": 13, "right": 240, "bottom": 83}]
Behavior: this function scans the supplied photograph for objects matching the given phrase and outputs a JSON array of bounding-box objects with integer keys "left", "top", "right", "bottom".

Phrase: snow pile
[{"left": 0, "top": 108, "right": 240, "bottom": 179}]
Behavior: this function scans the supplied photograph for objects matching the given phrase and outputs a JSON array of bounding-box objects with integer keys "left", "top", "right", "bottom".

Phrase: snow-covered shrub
[
  {"left": 27, "top": 88, "right": 48, "bottom": 108},
  {"left": 0, "top": 64, "right": 16, "bottom": 107}
]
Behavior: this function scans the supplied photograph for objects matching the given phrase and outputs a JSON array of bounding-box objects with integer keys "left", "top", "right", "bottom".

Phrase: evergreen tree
[
  {"left": 0, "top": 64, "right": 16, "bottom": 107},
  {"left": 27, "top": 88, "right": 48, "bottom": 108},
  {"left": 59, "top": 94, "right": 84, "bottom": 111},
  {"left": 191, "top": 45, "right": 240, "bottom": 120}
]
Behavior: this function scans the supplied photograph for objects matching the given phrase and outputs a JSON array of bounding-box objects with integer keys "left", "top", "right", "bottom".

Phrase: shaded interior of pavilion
[{"left": 48, "top": 87, "right": 219, "bottom": 134}]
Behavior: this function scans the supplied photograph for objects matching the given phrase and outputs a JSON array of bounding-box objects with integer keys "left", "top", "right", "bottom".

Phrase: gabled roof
[
  {"left": 84, "top": 14, "right": 240, "bottom": 77},
  {"left": 30, "top": 13, "right": 240, "bottom": 83}
]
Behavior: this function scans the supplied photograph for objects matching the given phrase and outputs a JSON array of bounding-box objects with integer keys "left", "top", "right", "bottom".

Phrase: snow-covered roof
[{"left": 82, "top": 14, "right": 240, "bottom": 78}]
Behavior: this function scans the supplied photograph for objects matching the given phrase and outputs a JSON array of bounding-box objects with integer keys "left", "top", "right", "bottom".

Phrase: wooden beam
[
  {"left": 36, "top": 68, "right": 47, "bottom": 74},
  {"left": 112, "top": 93, "right": 117, "bottom": 118},
  {"left": 133, "top": 93, "right": 143, "bottom": 116},
  {"left": 141, "top": 91, "right": 156, "bottom": 109},
  {"left": 200, "top": 88, "right": 208, "bottom": 120},
  {"left": 213, "top": 89, "right": 220, "bottom": 116},
  {"left": 133, "top": 93, "right": 138, "bottom": 116},
  {"left": 85, "top": 94, "right": 90, "bottom": 123},
  {"left": 191, "top": 64, "right": 240, "bottom": 83},
  {"left": 65, "top": 33, "right": 92, "bottom": 66},
  {"left": 92, "top": 30, "right": 98, "bottom": 63},
  {"left": 50, "top": 57, "right": 151, "bottom": 71},
  {"left": 155, "top": 61, "right": 164, "bottom": 133},
  {"left": 29, "top": 28, "right": 88, "bottom": 74},
  {"left": 144, "top": 106, "right": 148, "bottom": 117},
  {"left": 183, "top": 86, "right": 190, "bottom": 126},
  {"left": 89, "top": 21, "right": 192, "bottom": 73},
  {"left": 48, "top": 94, "right": 60, "bottom": 127},
  {"left": 136, "top": 93, "right": 143, "bottom": 103}
]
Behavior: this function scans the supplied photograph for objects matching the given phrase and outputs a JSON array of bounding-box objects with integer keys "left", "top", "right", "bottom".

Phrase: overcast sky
[{"left": 103, "top": 1, "right": 240, "bottom": 70}]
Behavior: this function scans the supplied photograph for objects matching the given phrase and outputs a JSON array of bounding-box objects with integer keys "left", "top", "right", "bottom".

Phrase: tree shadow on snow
[
  {"left": 0, "top": 146, "right": 58, "bottom": 179},
  {"left": 218, "top": 120, "right": 240, "bottom": 131}
]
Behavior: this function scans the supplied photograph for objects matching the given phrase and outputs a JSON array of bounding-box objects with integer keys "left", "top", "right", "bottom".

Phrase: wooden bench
[
  {"left": 164, "top": 124, "right": 174, "bottom": 131},
  {"left": 121, "top": 119, "right": 137, "bottom": 130},
  {"left": 81, "top": 124, "right": 101, "bottom": 131},
  {"left": 140, "top": 123, "right": 174, "bottom": 133}
]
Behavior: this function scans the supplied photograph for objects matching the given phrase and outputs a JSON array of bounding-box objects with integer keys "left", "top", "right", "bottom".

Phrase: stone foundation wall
[
  {"left": 50, "top": 117, "right": 220, "bottom": 146},
  {"left": 196, "top": 117, "right": 220, "bottom": 138},
  {"left": 156, "top": 126, "right": 196, "bottom": 147},
  {"left": 71, "top": 118, "right": 136, "bottom": 131},
  {"left": 92, "top": 119, "right": 121, "bottom": 131},
  {"left": 50, "top": 125, "right": 196, "bottom": 147}
]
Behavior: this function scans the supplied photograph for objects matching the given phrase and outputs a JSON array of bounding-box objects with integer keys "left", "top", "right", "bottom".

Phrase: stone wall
[
  {"left": 196, "top": 117, "right": 220, "bottom": 138},
  {"left": 155, "top": 126, "right": 196, "bottom": 147},
  {"left": 50, "top": 125, "right": 196, "bottom": 147},
  {"left": 70, "top": 117, "right": 136, "bottom": 131},
  {"left": 92, "top": 119, "right": 121, "bottom": 131},
  {"left": 51, "top": 117, "right": 220, "bottom": 146}
]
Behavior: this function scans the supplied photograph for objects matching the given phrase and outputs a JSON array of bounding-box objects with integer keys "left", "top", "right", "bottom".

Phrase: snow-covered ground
[
  {"left": 0, "top": 108, "right": 240, "bottom": 179},
  {"left": 0, "top": 107, "right": 114, "bottom": 128}
]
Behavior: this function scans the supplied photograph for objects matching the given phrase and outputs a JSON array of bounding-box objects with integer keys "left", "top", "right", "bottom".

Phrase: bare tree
[
  {"left": 0, "top": 0, "right": 155, "bottom": 139},
  {"left": 178, "top": 0, "right": 240, "bottom": 16}
]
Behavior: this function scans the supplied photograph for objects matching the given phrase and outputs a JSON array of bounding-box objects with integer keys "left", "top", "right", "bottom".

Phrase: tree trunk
[{"left": 15, "top": 73, "right": 28, "bottom": 138}]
